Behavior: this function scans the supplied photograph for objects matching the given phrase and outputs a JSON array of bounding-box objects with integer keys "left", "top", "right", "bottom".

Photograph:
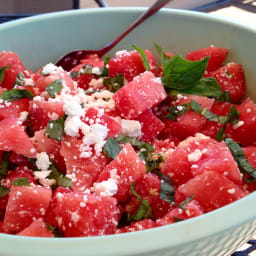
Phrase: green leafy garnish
[
  {"left": 14, "top": 72, "right": 25, "bottom": 86},
  {"left": 178, "top": 195, "right": 194, "bottom": 210},
  {"left": 45, "top": 79, "right": 63, "bottom": 98},
  {"left": 154, "top": 42, "right": 171, "bottom": 67},
  {"left": 0, "top": 185, "right": 10, "bottom": 198},
  {"left": 103, "top": 137, "right": 121, "bottom": 159},
  {"left": 0, "top": 151, "right": 11, "bottom": 180},
  {"left": 45, "top": 115, "right": 67, "bottom": 141},
  {"left": 128, "top": 183, "right": 153, "bottom": 222},
  {"left": 102, "top": 54, "right": 110, "bottom": 77},
  {"left": 173, "top": 216, "right": 184, "bottom": 222},
  {"left": 0, "top": 89, "right": 34, "bottom": 101},
  {"left": 160, "top": 174, "right": 175, "bottom": 204},
  {"left": 0, "top": 65, "right": 11, "bottom": 83},
  {"left": 70, "top": 64, "right": 104, "bottom": 79},
  {"left": 12, "top": 177, "right": 30, "bottom": 186},
  {"left": 131, "top": 45, "right": 150, "bottom": 71},
  {"left": 46, "top": 224, "right": 61, "bottom": 237},
  {"left": 225, "top": 138, "right": 256, "bottom": 179},
  {"left": 165, "top": 103, "right": 190, "bottom": 121},
  {"left": 103, "top": 73, "right": 124, "bottom": 92}
]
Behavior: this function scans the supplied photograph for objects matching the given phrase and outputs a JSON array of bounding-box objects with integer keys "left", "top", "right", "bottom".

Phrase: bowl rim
[{"left": 0, "top": 7, "right": 256, "bottom": 254}]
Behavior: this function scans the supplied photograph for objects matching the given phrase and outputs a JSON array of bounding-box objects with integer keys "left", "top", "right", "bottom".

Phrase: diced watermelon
[
  {"left": 136, "top": 110, "right": 165, "bottom": 142},
  {"left": 117, "top": 219, "right": 156, "bottom": 234},
  {"left": 209, "top": 62, "right": 246, "bottom": 103},
  {"left": 113, "top": 71, "right": 167, "bottom": 119},
  {"left": 226, "top": 98, "right": 256, "bottom": 146},
  {"left": 97, "top": 143, "right": 146, "bottom": 202},
  {"left": 17, "top": 218, "right": 54, "bottom": 237},
  {"left": 28, "top": 100, "right": 64, "bottom": 131},
  {"left": 0, "top": 51, "right": 27, "bottom": 89},
  {"left": 178, "top": 171, "right": 247, "bottom": 212},
  {"left": 60, "top": 136, "right": 109, "bottom": 192},
  {"left": 2, "top": 185, "right": 52, "bottom": 232},
  {"left": 50, "top": 192, "right": 120, "bottom": 237},
  {"left": 108, "top": 50, "right": 157, "bottom": 82},
  {"left": 186, "top": 46, "right": 228, "bottom": 72},
  {"left": 0, "top": 195, "right": 8, "bottom": 221},
  {"left": 0, "top": 117, "right": 37, "bottom": 158},
  {"left": 0, "top": 221, "right": 3, "bottom": 232},
  {"left": 9, "top": 151, "right": 34, "bottom": 168}
]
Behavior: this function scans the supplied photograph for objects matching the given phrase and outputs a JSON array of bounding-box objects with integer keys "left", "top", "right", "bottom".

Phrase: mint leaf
[
  {"left": 103, "top": 137, "right": 121, "bottom": 159},
  {"left": 0, "top": 151, "right": 11, "bottom": 180},
  {"left": 14, "top": 72, "right": 25, "bottom": 86},
  {"left": 102, "top": 54, "right": 110, "bottom": 77},
  {"left": 12, "top": 177, "right": 30, "bottom": 186},
  {"left": 45, "top": 79, "right": 62, "bottom": 98},
  {"left": 45, "top": 115, "right": 67, "bottom": 141},
  {"left": 103, "top": 73, "right": 124, "bottom": 92},
  {"left": 0, "top": 185, "right": 10, "bottom": 198},
  {"left": 178, "top": 194, "right": 194, "bottom": 210},
  {"left": 160, "top": 173, "right": 175, "bottom": 204},
  {"left": 165, "top": 103, "right": 190, "bottom": 121},
  {"left": 0, "top": 65, "right": 11, "bottom": 83},
  {"left": 173, "top": 216, "right": 184, "bottom": 222},
  {"left": 153, "top": 42, "right": 171, "bottom": 67},
  {"left": 70, "top": 64, "right": 104, "bottom": 79},
  {"left": 162, "top": 55, "right": 209, "bottom": 90},
  {"left": 131, "top": 45, "right": 150, "bottom": 71},
  {"left": 1, "top": 89, "right": 34, "bottom": 101},
  {"left": 225, "top": 138, "right": 256, "bottom": 179}
]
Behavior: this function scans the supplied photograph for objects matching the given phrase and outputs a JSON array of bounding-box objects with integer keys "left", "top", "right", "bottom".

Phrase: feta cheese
[
  {"left": 188, "top": 149, "right": 202, "bottom": 162},
  {"left": 36, "top": 152, "right": 51, "bottom": 171},
  {"left": 121, "top": 119, "right": 141, "bottom": 137},
  {"left": 63, "top": 95, "right": 84, "bottom": 117},
  {"left": 233, "top": 121, "right": 244, "bottom": 130},
  {"left": 94, "top": 178, "right": 118, "bottom": 197},
  {"left": 18, "top": 111, "right": 29, "bottom": 122},
  {"left": 41, "top": 63, "right": 63, "bottom": 75}
]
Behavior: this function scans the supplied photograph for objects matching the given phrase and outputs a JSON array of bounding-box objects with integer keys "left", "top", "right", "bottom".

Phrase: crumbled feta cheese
[
  {"left": 188, "top": 149, "right": 202, "bottom": 162},
  {"left": 18, "top": 111, "right": 29, "bottom": 122},
  {"left": 23, "top": 78, "right": 35, "bottom": 87},
  {"left": 94, "top": 178, "right": 118, "bottom": 197},
  {"left": 41, "top": 63, "right": 63, "bottom": 75},
  {"left": 34, "top": 170, "right": 51, "bottom": 180},
  {"left": 121, "top": 119, "right": 141, "bottom": 137},
  {"left": 36, "top": 152, "right": 51, "bottom": 171},
  {"left": 233, "top": 121, "right": 244, "bottom": 130},
  {"left": 63, "top": 95, "right": 84, "bottom": 117},
  {"left": 227, "top": 188, "right": 236, "bottom": 194}
]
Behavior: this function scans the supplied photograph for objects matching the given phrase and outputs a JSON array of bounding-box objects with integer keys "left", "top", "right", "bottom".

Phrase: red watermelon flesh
[{"left": 117, "top": 219, "right": 156, "bottom": 234}]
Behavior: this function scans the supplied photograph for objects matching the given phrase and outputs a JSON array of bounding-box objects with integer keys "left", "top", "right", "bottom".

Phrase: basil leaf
[
  {"left": 103, "top": 137, "right": 121, "bottom": 159},
  {"left": 165, "top": 103, "right": 190, "bottom": 121},
  {"left": 160, "top": 173, "right": 175, "bottom": 205},
  {"left": 12, "top": 177, "right": 30, "bottom": 186},
  {"left": 162, "top": 55, "right": 209, "bottom": 90},
  {"left": 45, "top": 115, "right": 67, "bottom": 141},
  {"left": 1, "top": 89, "right": 34, "bottom": 101},
  {"left": 131, "top": 45, "right": 150, "bottom": 71},
  {"left": 0, "top": 65, "right": 11, "bottom": 83},
  {"left": 0, "top": 185, "right": 10, "bottom": 198},
  {"left": 178, "top": 194, "right": 194, "bottom": 210},
  {"left": 173, "top": 216, "right": 184, "bottom": 222},
  {"left": 145, "top": 154, "right": 164, "bottom": 173},
  {"left": 190, "top": 100, "right": 228, "bottom": 124},
  {"left": 15, "top": 72, "right": 25, "bottom": 86},
  {"left": 103, "top": 73, "right": 124, "bottom": 92},
  {"left": 48, "top": 162, "right": 72, "bottom": 189},
  {"left": 129, "top": 183, "right": 153, "bottom": 221},
  {"left": 218, "top": 90, "right": 230, "bottom": 102},
  {"left": 46, "top": 224, "right": 61, "bottom": 237},
  {"left": 45, "top": 79, "right": 62, "bottom": 98},
  {"left": 225, "top": 138, "right": 256, "bottom": 179},
  {"left": 102, "top": 54, "right": 110, "bottom": 77},
  {"left": 0, "top": 151, "right": 11, "bottom": 180},
  {"left": 70, "top": 64, "right": 104, "bottom": 79},
  {"left": 215, "top": 127, "right": 226, "bottom": 142},
  {"left": 153, "top": 42, "right": 171, "bottom": 67}
]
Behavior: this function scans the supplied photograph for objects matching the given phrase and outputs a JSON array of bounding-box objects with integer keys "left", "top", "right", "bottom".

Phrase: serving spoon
[{"left": 56, "top": 0, "right": 172, "bottom": 71}]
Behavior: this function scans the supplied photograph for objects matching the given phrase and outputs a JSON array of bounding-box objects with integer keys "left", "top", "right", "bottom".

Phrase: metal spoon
[{"left": 56, "top": 0, "right": 172, "bottom": 71}]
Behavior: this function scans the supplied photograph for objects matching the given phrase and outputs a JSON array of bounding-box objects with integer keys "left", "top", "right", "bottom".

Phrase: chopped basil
[
  {"left": 102, "top": 54, "right": 110, "bottom": 77},
  {"left": 45, "top": 79, "right": 63, "bottom": 98},
  {"left": 225, "top": 138, "right": 256, "bottom": 179},
  {"left": 46, "top": 224, "right": 61, "bottom": 237},
  {"left": 173, "top": 216, "right": 184, "bottom": 222},
  {"left": 70, "top": 64, "right": 104, "bottom": 79},
  {"left": 0, "top": 65, "right": 11, "bottom": 83},
  {"left": 0, "top": 89, "right": 34, "bottom": 101},
  {"left": 103, "top": 137, "right": 121, "bottom": 159},
  {"left": 0, "top": 185, "right": 10, "bottom": 198},
  {"left": 165, "top": 103, "right": 190, "bottom": 121},
  {"left": 218, "top": 90, "right": 231, "bottom": 102},
  {"left": 162, "top": 55, "right": 209, "bottom": 90},
  {"left": 48, "top": 162, "right": 72, "bottom": 189},
  {"left": 14, "top": 72, "right": 25, "bottom": 86},
  {"left": 144, "top": 153, "right": 164, "bottom": 173},
  {"left": 0, "top": 151, "right": 11, "bottom": 180},
  {"left": 178, "top": 194, "right": 194, "bottom": 210},
  {"left": 128, "top": 183, "right": 153, "bottom": 222},
  {"left": 131, "top": 45, "right": 150, "bottom": 71},
  {"left": 160, "top": 173, "right": 175, "bottom": 205},
  {"left": 215, "top": 127, "right": 226, "bottom": 142},
  {"left": 103, "top": 73, "right": 124, "bottom": 92},
  {"left": 153, "top": 42, "right": 171, "bottom": 67},
  {"left": 12, "top": 177, "right": 30, "bottom": 186},
  {"left": 45, "top": 115, "right": 67, "bottom": 141}
]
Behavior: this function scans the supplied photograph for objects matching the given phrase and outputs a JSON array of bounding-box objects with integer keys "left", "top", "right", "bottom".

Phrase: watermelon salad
[{"left": 0, "top": 44, "right": 255, "bottom": 238}]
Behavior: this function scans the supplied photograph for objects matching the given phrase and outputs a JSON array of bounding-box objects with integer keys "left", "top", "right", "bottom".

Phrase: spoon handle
[{"left": 99, "top": 0, "right": 172, "bottom": 55}]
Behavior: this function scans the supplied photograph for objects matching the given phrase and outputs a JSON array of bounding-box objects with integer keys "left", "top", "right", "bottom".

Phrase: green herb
[
  {"left": 45, "top": 79, "right": 62, "bottom": 98},
  {"left": 162, "top": 55, "right": 209, "bottom": 90},
  {"left": 178, "top": 194, "right": 194, "bottom": 210},
  {"left": 0, "top": 151, "right": 11, "bottom": 180},
  {"left": 128, "top": 183, "right": 153, "bottom": 222},
  {"left": 48, "top": 162, "right": 72, "bottom": 189},
  {"left": 145, "top": 154, "right": 164, "bottom": 173},
  {"left": 131, "top": 45, "right": 150, "bottom": 71},
  {"left": 218, "top": 90, "right": 231, "bottom": 102},
  {"left": 165, "top": 103, "right": 190, "bottom": 121},
  {"left": 12, "top": 177, "right": 30, "bottom": 186},
  {"left": 0, "top": 89, "right": 34, "bottom": 101},
  {"left": 70, "top": 64, "right": 104, "bottom": 79},
  {"left": 14, "top": 72, "right": 25, "bottom": 86},
  {"left": 0, "top": 185, "right": 10, "bottom": 198},
  {"left": 45, "top": 115, "right": 67, "bottom": 141},
  {"left": 153, "top": 42, "right": 171, "bottom": 67},
  {"left": 103, "top": 137, "right": 121, "bottom": 159},
  {"left": 225, "top": 138, "right": 256, "bottom": 179},
  {"left": 102, "top": 54, "right": 110, "bottom": 77},
  {"left": 103, "top": 73, "right": 124, "bottom": 92},
  {"left": 160, "top": 174, "right": 175, "bottom": 204},
  {"left": 215, "top": 127, "right": 226, "bottom": 142},
  {"left": 173, "top": 216, "right": 184, "bottom": 222},
  {"left": 46, "top": 224, "right": 61, "bottom": 237},
  {"left": 0, "top": 65, "right": 11, "bottom": 83}
]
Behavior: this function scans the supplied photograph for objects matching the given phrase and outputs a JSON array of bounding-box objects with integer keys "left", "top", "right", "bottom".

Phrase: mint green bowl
[{"left": 0, "top": 8, "right": 256, "bottom": 256}]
